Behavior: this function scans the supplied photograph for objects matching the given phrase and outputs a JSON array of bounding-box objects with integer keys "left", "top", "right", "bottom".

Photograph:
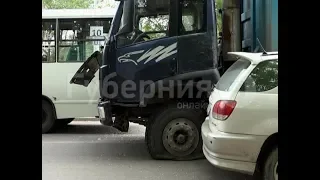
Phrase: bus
[{"left": 42, "top": 8, "right": 116, "bottom": 133}]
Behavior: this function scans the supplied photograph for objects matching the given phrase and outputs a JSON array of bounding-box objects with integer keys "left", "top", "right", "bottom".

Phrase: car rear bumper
[{"left": 201, "top": 118, "right": 266, "bottom": 175}]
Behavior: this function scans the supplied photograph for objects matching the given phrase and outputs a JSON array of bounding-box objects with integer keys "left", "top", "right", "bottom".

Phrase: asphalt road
[{"left": 42, "top": 120, "right": 253, "bottom": 180}]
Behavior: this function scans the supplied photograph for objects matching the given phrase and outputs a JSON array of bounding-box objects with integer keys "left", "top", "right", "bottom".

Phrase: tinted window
[
  {"left": 240, "top": 60, "right": 278, "bottom": 92},
  {"left": 216, "top": 59, "right": 251, "bottom": 91}
]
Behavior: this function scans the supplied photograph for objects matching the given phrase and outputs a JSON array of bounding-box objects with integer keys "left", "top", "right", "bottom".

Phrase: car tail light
[{"left": 212, "top": 100, "right": 237, "bottom": 120}]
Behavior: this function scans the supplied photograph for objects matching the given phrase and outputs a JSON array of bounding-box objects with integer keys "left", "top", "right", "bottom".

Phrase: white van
[{"left": 42, "top": 8, "right": 116, "bottom": 133}]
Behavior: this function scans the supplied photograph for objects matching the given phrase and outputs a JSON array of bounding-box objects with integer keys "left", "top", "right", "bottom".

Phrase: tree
[
  {"left": 95, "top": 0, "right": 118, "bottom": 8},
  {"left": 42, "top": 0, "right": 93, "bottom": 9}
]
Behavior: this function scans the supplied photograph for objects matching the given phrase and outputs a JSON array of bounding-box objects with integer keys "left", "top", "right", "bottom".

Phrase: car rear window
[
  {"left": 240, "top": 59, "right": 278, "bottom": 92},
  {"left": 215, "top": 58, "right": 251, "bottom": 91}
]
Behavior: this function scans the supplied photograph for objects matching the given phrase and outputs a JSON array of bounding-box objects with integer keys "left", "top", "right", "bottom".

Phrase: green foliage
[
  {"left": 140, "top": 16, "right": 169, "bottom": 39},
  {"left": 215, "top": 0, "right": 223, "bottom": 34},
  {"left": 42, "top": 0, "right": 93, "bottom": 9},
  {"left": 97, "top": 0, "right": 118, "bottom": 8}
]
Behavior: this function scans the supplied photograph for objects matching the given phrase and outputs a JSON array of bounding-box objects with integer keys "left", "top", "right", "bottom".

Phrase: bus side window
[
  {"left": 57, "top": 18, "right": 111, "bottom": 62},
  {"left": 42, "top": 19, "right": 56, "bottom": 63}
]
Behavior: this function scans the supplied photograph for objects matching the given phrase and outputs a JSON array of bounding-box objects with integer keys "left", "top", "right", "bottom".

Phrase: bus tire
[
  {"left": 145, "top": 105, "right": 205, "bottom": 160},
  {"left": 42, "top": 99, "right": 56, "bottom": 134}
]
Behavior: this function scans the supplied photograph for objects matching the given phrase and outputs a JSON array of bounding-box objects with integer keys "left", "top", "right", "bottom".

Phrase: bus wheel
[
  {"left": 145, "top": 105, "right": 205, "bottom": 160},
  {"left": 42, "top": 100, "right": 56, "bottom": 134}
]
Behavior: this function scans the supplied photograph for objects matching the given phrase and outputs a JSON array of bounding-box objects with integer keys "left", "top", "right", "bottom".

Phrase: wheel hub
[
  {"left": 176, "top": 134, "right": 186, "bottom": 144},
  {"left": 162, "top": 118, "right": 199, "bottom": 157}
]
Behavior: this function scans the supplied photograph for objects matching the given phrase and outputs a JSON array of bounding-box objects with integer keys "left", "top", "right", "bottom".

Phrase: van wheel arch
[
  {"left": 42, "top": 95, "right": 57, "bottom": 119},
  {"left": 42, "top": 95, "right": 58, "bottom": 133}
]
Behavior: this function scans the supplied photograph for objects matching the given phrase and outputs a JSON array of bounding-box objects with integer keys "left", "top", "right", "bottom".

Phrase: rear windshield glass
[
  {"left": 215, "top": 58, "right": 251, "bottom": 91},
  {"left": 240, "top": 59, "right": 278, "bottom": 92}
]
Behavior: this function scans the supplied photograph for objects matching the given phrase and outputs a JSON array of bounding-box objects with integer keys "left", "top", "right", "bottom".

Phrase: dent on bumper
[{"left": 201, "top": 119, "right": 266, "bottom": 175}]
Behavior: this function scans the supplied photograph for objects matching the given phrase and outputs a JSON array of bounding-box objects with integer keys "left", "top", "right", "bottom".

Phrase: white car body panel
[{"left": 202, "top": 52, "right": 278, "bottom": 175}]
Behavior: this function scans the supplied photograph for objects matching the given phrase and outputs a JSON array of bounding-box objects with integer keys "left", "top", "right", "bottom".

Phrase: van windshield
[{"left": 215, "top": 59, "right": 251, "bottom": 91}]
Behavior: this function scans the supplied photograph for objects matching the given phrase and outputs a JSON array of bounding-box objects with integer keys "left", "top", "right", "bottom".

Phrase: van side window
[
  {"left": 42, "top": 19, "right": 56, "bottom": 63},
  {"left": 179, "top": 0, "right": 206, "bottom": 35},
  {"left": 240, "top": 60, "right": 278, "bottom": 92},
  {"left": 57, "top": 18, "right": 112, "bottom": 62}
]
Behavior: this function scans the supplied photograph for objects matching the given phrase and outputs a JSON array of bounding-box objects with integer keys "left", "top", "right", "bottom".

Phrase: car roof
[{"left": 228, "top": 52, "right": 278, "bottom": 65}]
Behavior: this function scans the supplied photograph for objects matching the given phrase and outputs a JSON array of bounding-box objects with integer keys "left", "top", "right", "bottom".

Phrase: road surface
[{"left": 42, "top": 120, "right": 253, "bottom": 180}]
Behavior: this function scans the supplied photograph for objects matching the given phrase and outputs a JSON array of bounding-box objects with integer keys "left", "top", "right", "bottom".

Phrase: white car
[{"left": 201, "top": 52, "right": 278, "bottom": 180}]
